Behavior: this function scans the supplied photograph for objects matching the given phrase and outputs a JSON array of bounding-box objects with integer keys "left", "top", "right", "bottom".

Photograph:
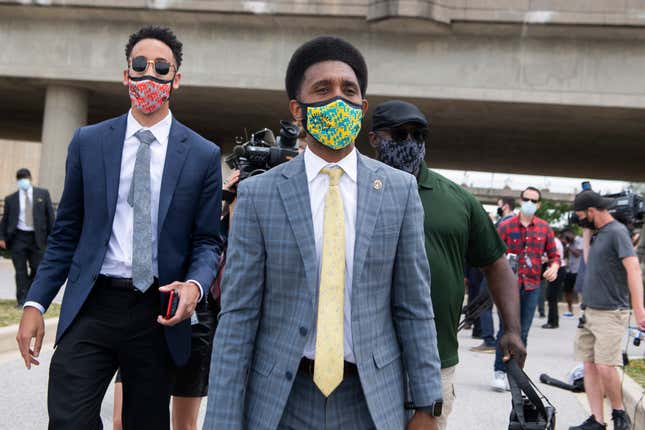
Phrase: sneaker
[
  {"left": 470, "top": 342, "right": 496, "bottom": 353},
  {"left": 492, "top": 371, "right": 509, "bottom": 392},
  {"left": 563, "top": 311, "right": 574, "bottom": 318},
  {"left": 569, "top": 415, "right": 606, "bottom": 430},
  {"left": 612, "top": 409, "right": 632, "bottom": 430},
  {"left": 538, "top": 312, "right": 546, "bottom": 318},
  {"left": 541, "top": 323, "right": 558, "bottom": 329}
]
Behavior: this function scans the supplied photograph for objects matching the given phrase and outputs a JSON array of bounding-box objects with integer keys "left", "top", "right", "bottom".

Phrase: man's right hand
[
  {"left": 499, "top": 331, "right": 527, "bottom": 368},
  {"left": 635, "top": 308, "right": 645, "bottom": 332},
  {"left": 16, "top": 307, "right": 45, "bottom": 369},
  {"left": 0, "top": 240, "right": 6, "bottom": 249}
]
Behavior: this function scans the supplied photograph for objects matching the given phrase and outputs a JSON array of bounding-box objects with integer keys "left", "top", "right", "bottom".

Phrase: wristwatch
[{"left": 417, "top": 401, "right": 443, "bottom": 417}]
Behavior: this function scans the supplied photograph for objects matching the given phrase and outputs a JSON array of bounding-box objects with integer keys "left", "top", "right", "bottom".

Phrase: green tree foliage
[{"left": 535, "top": 199, "right": 573, "bottom": 228}]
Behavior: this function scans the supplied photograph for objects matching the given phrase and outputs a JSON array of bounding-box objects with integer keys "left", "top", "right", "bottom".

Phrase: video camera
[
  {"left": 225, "top": 120, "right": 300, "bottom": 181},
  {"left": 570, "top": 181, "right": 644, "bottom": 230}
]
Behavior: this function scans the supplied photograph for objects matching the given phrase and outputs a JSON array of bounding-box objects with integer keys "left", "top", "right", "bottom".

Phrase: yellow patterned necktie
[{"left": 314, "top": 166, "right": 345, "bottom": 397}]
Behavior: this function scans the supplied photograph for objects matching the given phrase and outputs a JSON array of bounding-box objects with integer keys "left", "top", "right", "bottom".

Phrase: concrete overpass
[
  {"left": 464, "top": 186, "right": 574, "bottom": 206},
  {"left": 1, "top": 0, "right": 645, "bottom": 200}
]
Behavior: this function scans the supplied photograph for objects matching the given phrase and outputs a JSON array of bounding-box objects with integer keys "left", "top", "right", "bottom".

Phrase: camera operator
[{"left": 569, "top": 190, "right": 645, "bottom": 430}]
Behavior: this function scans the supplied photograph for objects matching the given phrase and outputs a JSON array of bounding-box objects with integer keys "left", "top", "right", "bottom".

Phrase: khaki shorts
[
  {"left": 574, "top": 308, "right": 630, "bottom": 366},
  {"left": 435, "top": 365, "right": 456, "bottom": 430}
]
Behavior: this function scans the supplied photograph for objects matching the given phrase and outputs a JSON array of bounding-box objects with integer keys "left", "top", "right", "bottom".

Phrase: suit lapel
[
  {"left": 158, "top": 119, "right": 190, "bottom": 236},
  {"left": 103, "top": 115, "right": 127, "bottom": 224},
  {"left": 277, "top": 155, "right": 318, "bottom": 295},
  {"left": 352, "top": 154, "right": 384, "bottom": 284}
]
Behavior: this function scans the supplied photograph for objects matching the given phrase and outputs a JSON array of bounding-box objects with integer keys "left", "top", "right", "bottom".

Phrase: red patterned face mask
[{"left": 128, "top": 75, "right": 173, "bottom": 114}]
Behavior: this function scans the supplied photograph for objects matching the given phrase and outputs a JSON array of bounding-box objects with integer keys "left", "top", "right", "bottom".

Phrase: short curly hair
[
  {"left": 285, "top": 36, "right": 368, "bottom": 100},
  {"left": 125, "top": 26, "right": 183, "bottom": 69}
]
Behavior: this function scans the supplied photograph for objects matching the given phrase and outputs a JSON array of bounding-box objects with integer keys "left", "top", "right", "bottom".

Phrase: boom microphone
[{"left": 539, "top": 374, "right": 579, "bottom": 392}]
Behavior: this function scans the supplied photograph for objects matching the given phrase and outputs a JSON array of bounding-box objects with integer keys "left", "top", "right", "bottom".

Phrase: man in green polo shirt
[{"left": 369, "top": 100, "right": 526, "bottom": 430}]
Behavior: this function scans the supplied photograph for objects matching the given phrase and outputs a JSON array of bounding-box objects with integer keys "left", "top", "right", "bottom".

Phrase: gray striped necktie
[
  {"left": 24, "top": 191, "right": 33, "bottom": 228},
  {"left": 128, "top": 129, "right": 155, "bottom": 292}
]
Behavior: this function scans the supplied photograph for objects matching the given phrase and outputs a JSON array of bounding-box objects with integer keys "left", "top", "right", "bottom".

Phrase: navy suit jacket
[{"left": 26, "top": 114, "right": 222, "bottom": 365}]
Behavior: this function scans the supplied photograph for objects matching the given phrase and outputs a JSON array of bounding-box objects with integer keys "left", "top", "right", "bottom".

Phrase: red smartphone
[{"left": 162, "top": 290, "right": 180, "bottom": 319}]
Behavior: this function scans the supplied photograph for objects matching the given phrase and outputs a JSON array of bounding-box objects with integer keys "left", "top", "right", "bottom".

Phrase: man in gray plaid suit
[{"left": 204, "top": 36, "right": 443, "bottom": 430}]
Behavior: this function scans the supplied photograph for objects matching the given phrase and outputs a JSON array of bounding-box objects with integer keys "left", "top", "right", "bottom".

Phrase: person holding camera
[{"left": 569, "top": 190, "right": 645, "bottom": 430}]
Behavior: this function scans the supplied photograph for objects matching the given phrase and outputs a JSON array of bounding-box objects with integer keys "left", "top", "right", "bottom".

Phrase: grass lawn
[
  {"left": 0, "top": 299, "right": 61, "bottom": 327},
  {"left": 625, "top": 358, "right": 645, "bottom": 388}
]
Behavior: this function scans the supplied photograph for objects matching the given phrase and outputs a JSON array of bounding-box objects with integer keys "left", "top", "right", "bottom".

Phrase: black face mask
[
  {"left": 497, "top": 207, "right": 504, "bottom": 217},
  {"left": 578, "top": 214, "right": 595, "bottom": 229}
]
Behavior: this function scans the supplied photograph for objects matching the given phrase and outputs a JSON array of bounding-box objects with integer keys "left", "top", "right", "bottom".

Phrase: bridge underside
[{"left": 2, "top": 78, "right": 642, "bottom": 181}]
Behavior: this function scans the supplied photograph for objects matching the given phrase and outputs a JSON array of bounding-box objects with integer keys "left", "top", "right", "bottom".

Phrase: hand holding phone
[
  {"left": 157, "top": 281, "right": 201, "bottom": 326},
  {"left": 162, "top": 290, "right": 180, "bottom": 319}
]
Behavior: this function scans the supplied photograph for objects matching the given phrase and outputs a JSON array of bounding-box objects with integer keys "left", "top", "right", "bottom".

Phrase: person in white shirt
[
  {"left": 15, "top": 26, "right": 222, "bottom": 429},
  {"left": 0, "top": 168, "right": 55, "bottom": 306}
]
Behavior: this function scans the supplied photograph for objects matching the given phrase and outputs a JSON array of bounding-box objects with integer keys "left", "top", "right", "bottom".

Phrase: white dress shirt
[
  {"left": 26, "top": 110, "right": 202, "bottom": 314},
  {"left": 17, "top": 186, "right": 35, "bottom": 232},
  {"left": 100, "top": 110, "right": 171, "bottom": 279},
  {"left": 302, "top": 147, "right": 358, "bottom": 363}
]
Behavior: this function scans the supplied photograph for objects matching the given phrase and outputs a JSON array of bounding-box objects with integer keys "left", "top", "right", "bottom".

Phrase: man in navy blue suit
[{"left": 16, "top": 26, "right": 222, "bottom": 429}]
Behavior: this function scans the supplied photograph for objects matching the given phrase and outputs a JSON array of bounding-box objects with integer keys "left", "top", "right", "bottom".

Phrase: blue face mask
[
  {"left": 17, "top": 179, "right": 31, "bottom": 191},
  {"left": 520, "top": 200, "right": 538, "bottom": 217},
  {"left": 376, "top": 136, "right": 426, "bottom": 175}
]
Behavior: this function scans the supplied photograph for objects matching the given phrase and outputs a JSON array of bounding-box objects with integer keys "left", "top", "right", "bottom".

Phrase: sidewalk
[
  {"left": 0, "top": 254, "right": 642, "bottom": 429},
  {"left": 451, "top": 310, "right": 588, "bottom": 429},
  {"left": 0, "top": 307, "right": 594, "bottom": 429}
]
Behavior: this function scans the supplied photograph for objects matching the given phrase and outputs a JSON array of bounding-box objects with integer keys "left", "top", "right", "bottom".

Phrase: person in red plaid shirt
[{"left": 492, "top": 186, "right": 561, "bottom": 391}]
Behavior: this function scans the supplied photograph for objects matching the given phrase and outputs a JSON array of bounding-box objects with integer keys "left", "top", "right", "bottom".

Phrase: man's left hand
[
  {"left": 407, "top": 411, "right": 438, "bottom": 430},
  {"left": 157, "top": 281, "right": 200, "bottom": 326},
  {"left": 499, "top": 331, "right": 527, "bottom": 368},
  {"left": 543, "top": 265, "right": 559, "bottom": 283}
]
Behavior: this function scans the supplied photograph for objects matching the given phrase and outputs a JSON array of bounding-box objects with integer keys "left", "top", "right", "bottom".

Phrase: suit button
[
  {"left": 299, "top": 327, "right": 307, "bottom": 337},
  {"left": 285, "top": 371, "right": 293, "bottom": 381}
]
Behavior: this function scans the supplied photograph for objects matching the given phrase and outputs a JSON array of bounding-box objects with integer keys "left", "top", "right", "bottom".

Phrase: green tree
[{"left": 535, "top": 199, "right": 573, "bottom": 228}]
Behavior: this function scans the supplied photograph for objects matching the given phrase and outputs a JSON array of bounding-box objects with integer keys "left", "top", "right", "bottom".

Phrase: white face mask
[
  {"left": 520, "top": 200, "right": 537, "bottom": 217},
  {"left": 17, "top": 178, "right": 31, "bottom": 191}
]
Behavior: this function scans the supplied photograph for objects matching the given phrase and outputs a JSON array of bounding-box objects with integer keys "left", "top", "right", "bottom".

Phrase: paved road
[{"left": 1, "top": 257, "right": 643, "bottom": 429}]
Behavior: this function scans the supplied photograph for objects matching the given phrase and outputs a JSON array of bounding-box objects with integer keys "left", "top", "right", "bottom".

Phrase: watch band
[{"left": 416, "top": 401, "right": 443, "bottom": 417}]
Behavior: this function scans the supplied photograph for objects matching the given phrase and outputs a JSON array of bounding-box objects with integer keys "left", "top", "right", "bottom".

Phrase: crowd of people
[{"left": 1, "top": 25, "right": 643, "bottom": 430}]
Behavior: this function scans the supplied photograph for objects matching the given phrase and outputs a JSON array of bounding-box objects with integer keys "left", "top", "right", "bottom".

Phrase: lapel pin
[{"left": 373, "top": 179, "right": 383, "bottom": 190}]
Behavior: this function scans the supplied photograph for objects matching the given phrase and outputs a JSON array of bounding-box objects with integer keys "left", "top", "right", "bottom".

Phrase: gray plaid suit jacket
[{"left": 204, "top": 151, "right": 442, "bottom": 430}]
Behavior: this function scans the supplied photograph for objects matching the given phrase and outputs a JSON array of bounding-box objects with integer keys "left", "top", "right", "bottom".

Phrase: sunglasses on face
[
  {"left": 522, "top": 197, "right": 540, "bottom": 204},
  {"left": 130, "top": 56, "right": 176, "bottom": 76},
  {"left": 388, "top": 127, "right": 428, "bottom": 143}
]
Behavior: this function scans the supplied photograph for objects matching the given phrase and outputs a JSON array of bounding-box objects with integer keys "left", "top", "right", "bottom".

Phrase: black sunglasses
[
  {"left": 522, "top": 197, "right": 540, "bottom": 204},
  {"left": 388, "top": 127, "right": 428, "bottom": 143},
  {"left": 130, "top": 56, "right": 175, "bottom": 76}
]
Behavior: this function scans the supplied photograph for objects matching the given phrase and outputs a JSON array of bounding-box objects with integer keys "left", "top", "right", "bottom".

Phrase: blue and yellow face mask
[{"left": 300, "top": 97, "right": 363, "bottom": 151}]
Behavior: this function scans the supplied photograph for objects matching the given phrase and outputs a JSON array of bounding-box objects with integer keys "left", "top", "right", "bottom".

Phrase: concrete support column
[{"left": 40, "top": 85, "right": 88, "bottom": 202}]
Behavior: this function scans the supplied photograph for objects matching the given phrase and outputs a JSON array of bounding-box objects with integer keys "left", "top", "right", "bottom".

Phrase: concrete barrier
[
  {"left": 622, "top": 370, "right": 645, "bottom": 426},
  {"left": 0, "top": 318, "right": 58, "bottom": 354}
]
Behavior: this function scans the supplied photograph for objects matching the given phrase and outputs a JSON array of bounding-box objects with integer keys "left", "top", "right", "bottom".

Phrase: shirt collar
[
  {"left": 125, "top": 109, "right": 173, "bottom": 146},
  {"left": 304, "top": 147, "right": 358, "bottom": 184},
  {"left": 514, "top": 214, "right": 536, "bottom": 228},
  {"left": 417, "top": 161, "right": 433, "bottom": 190}
]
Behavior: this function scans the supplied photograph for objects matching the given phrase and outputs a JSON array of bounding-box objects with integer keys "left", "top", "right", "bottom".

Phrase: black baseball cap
[
  {"left": 372, "top": 100, "right": 428, "bottom": 131},
  {"left": 573, "top": 190, "right": 614, "bottom": 211}
]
